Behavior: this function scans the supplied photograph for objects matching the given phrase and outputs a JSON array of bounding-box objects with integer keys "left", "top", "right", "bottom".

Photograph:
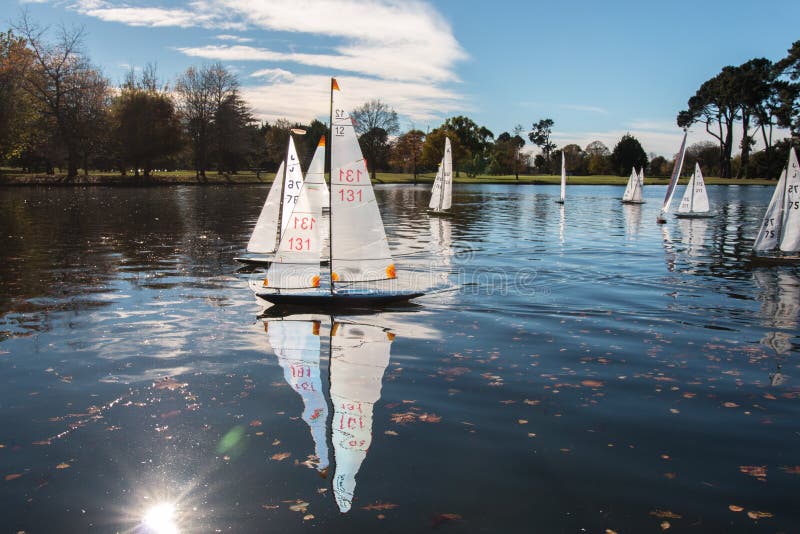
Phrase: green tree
[
  {"left": 358, "top": 127, "right": 391, "bottom": 180},
  {"left": 611, "top": 134, "right": 648, "bottom": 176},
  {"left": 0, "top": 30, "right": 36, "bottom": 162},
  {"left": 390, "top": 129, "right": 425, "bottom": 181},
  {"left": 528, "top": 118, "right": 556, "bottom": 172},
  {"left": 774, "top": 39, "right": 800, "bottom": 135}
]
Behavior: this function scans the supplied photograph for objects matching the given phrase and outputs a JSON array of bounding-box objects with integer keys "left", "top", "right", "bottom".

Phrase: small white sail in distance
[
  {"left": 330, "top": 78, "right": 396, "bottom": 283},
  {"left": 677, "top": 162, "right": 710, "bottom": 215},
  {"left": 428, "top": 137, "right": 452, "bottom": 211},
  {"left": 247, "top": 161, "right": 285, "bottom": 253},
  {"left": 660, "top": 130, "right": 688, "bottom": 218}
]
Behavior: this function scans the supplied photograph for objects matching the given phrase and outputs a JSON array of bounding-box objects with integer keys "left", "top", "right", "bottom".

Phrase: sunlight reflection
[{"left": 141, "top": 502, "right": 179, "bottom": 534}]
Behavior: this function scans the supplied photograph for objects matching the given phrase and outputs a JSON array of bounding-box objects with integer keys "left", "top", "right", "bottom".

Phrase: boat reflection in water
[
  {"left": 754, "top": 270, "right": 800, "bottom": 386},
  {"left": 263, "top": 314, "right": 394, "bottom": 512},
  {"left": 622, "top": 203, "right": 642, "bottom": 240}
]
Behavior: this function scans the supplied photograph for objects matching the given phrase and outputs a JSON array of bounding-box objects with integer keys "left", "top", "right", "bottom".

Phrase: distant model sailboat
[
  {"left": 236, "top": 135, "right": 307, "bottom": 265},
  {"left": 752, "top": 148, "right": 800, "bottom": 260},
  {"left": 253, "top": 78, "right": 424, "bottom": 306},
  {"left": 621, "top": 166, "right": 644, "bottom": 204},
  {"left": 556, "top": 152, "right": 566, "bottom": 204},
  {"left": 675, "top": 162, "right": 713, "bottom": 218},
  {"left": 657, "top": 130, "right": 688, "bottom": 223},
  {"left": 429, "top": 137, "right": 453, "bottom": 213}
]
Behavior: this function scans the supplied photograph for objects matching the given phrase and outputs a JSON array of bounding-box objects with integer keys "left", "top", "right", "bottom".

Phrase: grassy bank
[{"left": 0, "top": 168, "right": 776, "bottom": 186}]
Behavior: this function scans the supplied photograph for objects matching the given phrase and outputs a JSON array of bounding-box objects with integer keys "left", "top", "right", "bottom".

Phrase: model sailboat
[
  {"left": 263, "top": 314, "right": 394, "bottom": 512},
  {"left": 236, "top": 136, "right": 306, "bottom": 265},
  {"left": 675, "top": 162, "right": 713, "bottom": 218},
  {"left": 753, "top": 148, "right": 800, "bottom": 259},
  {"left": 253, "top": 78, "right": 424, "bottom": 306},
  {"left": 657, "top": 130, "right": 688, "bottom": 223},
  {"left": 429, "top": 137, "right": 453, "bottom": 213},
  {"left": 621, "top": 167, "right": 644, "bottom": 204},
  {"left": 556, "top": 151, "right": 566, "bottom": 204}
]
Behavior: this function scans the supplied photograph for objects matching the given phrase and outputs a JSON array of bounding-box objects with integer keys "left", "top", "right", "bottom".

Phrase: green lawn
[{"left": 0, "top": 168, "right": 776, "bottom": 186}]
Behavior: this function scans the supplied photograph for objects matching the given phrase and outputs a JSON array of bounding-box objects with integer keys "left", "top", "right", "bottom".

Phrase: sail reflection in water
[
  {"left": 265, "top": 318, "right": 329, "bottom": 473},
  {"left": 262, "top": 316, "right": 394, "bottom": 512},
  {"left": 330, "top": 322, "right": 393, "bottom": 512}
]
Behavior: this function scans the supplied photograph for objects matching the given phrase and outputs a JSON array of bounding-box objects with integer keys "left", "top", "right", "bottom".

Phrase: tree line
[{"left": 1, "top": 15, "right": 797, "bottom": 181}]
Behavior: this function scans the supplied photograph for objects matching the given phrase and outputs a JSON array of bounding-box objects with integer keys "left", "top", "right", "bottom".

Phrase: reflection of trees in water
[{"left": 0, "top": 187, "right": 267, "bottom": 337}]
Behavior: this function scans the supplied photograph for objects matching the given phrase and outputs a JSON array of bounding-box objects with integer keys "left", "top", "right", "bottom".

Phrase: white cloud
[
  {"left": 249, "top": 67, "right": 295, "bottom": 83},
  {"left": 560, "top": 104, "right": 609, "bottom": 115},
  {"left": 241, "top": 74, "right": 464, "bottom": 125},
  {"left": 215, "top": 34, "right": 253, "bottom": 43}
]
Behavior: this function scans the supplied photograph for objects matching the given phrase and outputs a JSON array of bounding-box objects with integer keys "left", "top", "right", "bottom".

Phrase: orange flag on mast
[{"left": 331, "top": 78, "right": 340, "bottom": 91}]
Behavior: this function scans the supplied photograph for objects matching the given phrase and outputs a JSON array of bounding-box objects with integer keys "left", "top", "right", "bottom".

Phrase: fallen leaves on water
[
  {"left": 384, "top": 430, "right": 399, "bottom": 436},
  {"left": 747, "top": 510, "right": 773, "bottom": 519},
  {"left": 418, "top": 413, "right": 441, "bottom": 423},
  {"left": 153, "top": 377, "right": 187, "bottom": 391},
  {"left": 55, "top": 463, "right": 70, "bottom": 469},
  {"left": 271, "top": 452, "right": 291, "bottom": 461},
  {"left": 649, "top": 510, "right": 682, "bottom": 519},
  {"left": 523, "top": 399, "right": 541, "bottom": 405},
  {"left": 728, "top": 505, "right": 744, "bottom": 512},
  {"left": 361, "top": 502, "right": 399, "bottom": 511},
  {"left": 249, "top": 420, "right": 262, "bottom": 427},
  {"left": 391, "top": 412, "right": 441, "bottom": 424},
  {"left": 5, "top": 473, "right": 23, "bottom": 481},
  {"left": 261, "top": 504, "right": 279, "bottom": 510},
  {"left": 660, "top": 521, "right": 670, "bottom": 530},
  {"left": 663, "top": 472, "right": 676, "bottom": 480},
  {"left": 781, "top": 465, "right": 800, "bottom": 474},
  {"left": 739, "top": 465, "right": 767, "bottom": 479},
  {"left": 303, "top": 514, "right": 314, "bottom": 521},
  {"left": 581, "top": 380, "right": 604, "bottom": 388},
  {"left": 518, "top": 419, "right": 528, "bottom": 425},
  {"left": 288, "top": 501, "right": 309, "bottom": 513},
  {"left": 723, "top": 402, "right": 739, "bottom": 408}
]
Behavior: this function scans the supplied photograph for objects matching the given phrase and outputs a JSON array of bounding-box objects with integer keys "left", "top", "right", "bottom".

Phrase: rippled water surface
[{"left": 1, "top": 184, "right": 798, "bottom": 532}]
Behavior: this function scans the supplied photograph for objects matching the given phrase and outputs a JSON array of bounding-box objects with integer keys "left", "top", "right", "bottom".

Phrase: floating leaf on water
[
  {"left": 728, "top": 505, "right": 744, "bottom": 512},
  {"left": 723, "top": 402, "right": 739, "bottom": 408},
  {"left": 746, "top": 510, "right": 773, "bottom": 519},
  {"left": 361, "top": 502, "right": 399, "bottom": 511},
  {"left": 288, "top": 501, "right": 309, "bottom": 513},
  {"left": 55, "top": 463, "right": 70, "bottom": 469},
  {"left": 249, "top": 420, "right": 262, "bottom": 427},
  {"left": 518, "top": 419, "right": 528, "bottom": 425},
  {"left": 649, "top": 510, "right": 682, "bottom": 519},
  {"left": 272, "top": 439, "right": 280, "bottom": 446},
  {"left": 739, "top": 465, "right": 767, "bottom": 479},
  {"left": 384, "top": 430, "right": 399, "bottom": 436},
  {"left": 271, "top": 452, "right": 291, "bottom": 461},
  {"left": 432, "top": 513, "right": 462, "bottom": 527},
  {"left": 261, "top": 504, "right": 279, "bottom": 510},
  {"left": 781, "top": 466, "right": 800, "bottom": 474},
  {"left": 153, "top": 377, "right": 187, "bottom": 391},
  {"left": 303, "top": 514, "right": 314, "bottom": 521},
  {"left": 527, "top": 433, "right": 537, "bottom": 438},
  {"left": 605, "top": 530, "right": 618, "bottom": 534},
  {"left": 663, "top": 472, "right": 676, "bottom": 479},
  {"left": 660, "top": 520, "right": 670, "bottom": 530},
  {"left": 669, "top": 408, "right": 680, "bottom": 414},
  {"left": 581, "top": 380, "right": 604, "bottom": 388},
  {"left": 5, "top": 473, "right": 23, "bottom": 481}
]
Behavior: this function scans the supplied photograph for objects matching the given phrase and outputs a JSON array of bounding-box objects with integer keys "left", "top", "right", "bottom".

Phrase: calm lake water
[{"left": 1, "top": 183, "right": 798, "bottom": 533}]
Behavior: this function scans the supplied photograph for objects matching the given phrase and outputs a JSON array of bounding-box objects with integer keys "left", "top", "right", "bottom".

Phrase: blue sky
[{"left": 5, "top": 0, "right": 799, "bottom": 156}]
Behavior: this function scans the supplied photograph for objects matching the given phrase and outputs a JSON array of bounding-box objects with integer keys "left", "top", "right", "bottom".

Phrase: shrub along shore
[{"left": 0, "top": 170, "right": 776, "bottom": 186}]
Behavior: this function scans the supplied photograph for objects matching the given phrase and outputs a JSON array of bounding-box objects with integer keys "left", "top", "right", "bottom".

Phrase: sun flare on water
[{"left": 142, "top": 502, "right": 179, "bottom": 534}]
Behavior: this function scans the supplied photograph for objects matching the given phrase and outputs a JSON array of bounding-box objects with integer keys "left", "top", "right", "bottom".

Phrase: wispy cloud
[
  {"left": 560, "top": 104, "right": 609, "bottom": 115},
  {"left": 69, "top": 0, "right": 467, "bottom": 125},
  {"left": 215, "top": 34, "right": 253, "bottom": 43}
]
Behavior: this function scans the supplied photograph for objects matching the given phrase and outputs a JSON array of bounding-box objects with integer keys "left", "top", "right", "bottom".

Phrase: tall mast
[
  {"left": 275, "top": 151, "right": 288, "bottom": 248},
  {"left": 328, "top": 78, "right": 335, "bottom": 295}
]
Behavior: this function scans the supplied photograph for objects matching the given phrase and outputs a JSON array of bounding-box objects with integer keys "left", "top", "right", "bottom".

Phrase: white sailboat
[
  {"left": 428, "top": 137, "right": 453, "bottom": 213},
  {"left": 556, "top": 151, "right": 566, "bottom": 204},
  {"left": 262, "top": 315, "right": 394, "bottom": 513},
  {"left": 752, "top": 148, "right": 800, "bottom": 260},
  {"left": 236, "top": 135, "right": 307, "bottom": 265},
  {"left": 675, "top": 162, "right": 713, "bottom": 218},
  {"left": 253, "top": 78, "right": 424, "bottom": 306},
  {"left": 657, "top": 130, "right": 688, "bottom": 223},
  {"left": 621, "top": 166, "right": 644, "bottom": 204}
]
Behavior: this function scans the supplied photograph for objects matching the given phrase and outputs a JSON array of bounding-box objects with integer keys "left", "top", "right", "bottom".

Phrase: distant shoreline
[{"left": 0, "top": 172, "right": 776, "bottom": 187}]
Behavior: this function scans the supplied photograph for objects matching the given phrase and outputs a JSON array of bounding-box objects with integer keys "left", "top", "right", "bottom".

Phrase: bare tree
[
  {"left": 14, "top": 12, "right": 109, "bottom": 179},
  {"left": 350, "top": 99, "right": 399, "bottom": 137}
]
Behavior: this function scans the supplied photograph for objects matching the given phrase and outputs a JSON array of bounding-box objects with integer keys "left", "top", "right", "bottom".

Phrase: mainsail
[
  {"left": 305, "top": 136, "right": 330, "bottom": 208},
  {"left": 247, "top": 161, "right": 285, "bottom": 253},
  {"left": 266, "top": 319, "right": 329, "bottom": 473},
  {"left": 622, "top": 168, "right": 637, "bottom": 202},
  {"left": 330, "top": 78, "right": 396, "bottom": 283},
  {"left": 330, "top": 321, "right": 393, "bottom": 512},
  {"left": 677, "top": 162, "right": 710, "bottom": 215},
  {"left": 280, "top": 137, "right": 305, "bottom": 233},
  {"left": 754, "top": 168, "right": 788, "bottom": 251},
  {"left": 660, "top": 130, "right": 688, "bottom": 217}
]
